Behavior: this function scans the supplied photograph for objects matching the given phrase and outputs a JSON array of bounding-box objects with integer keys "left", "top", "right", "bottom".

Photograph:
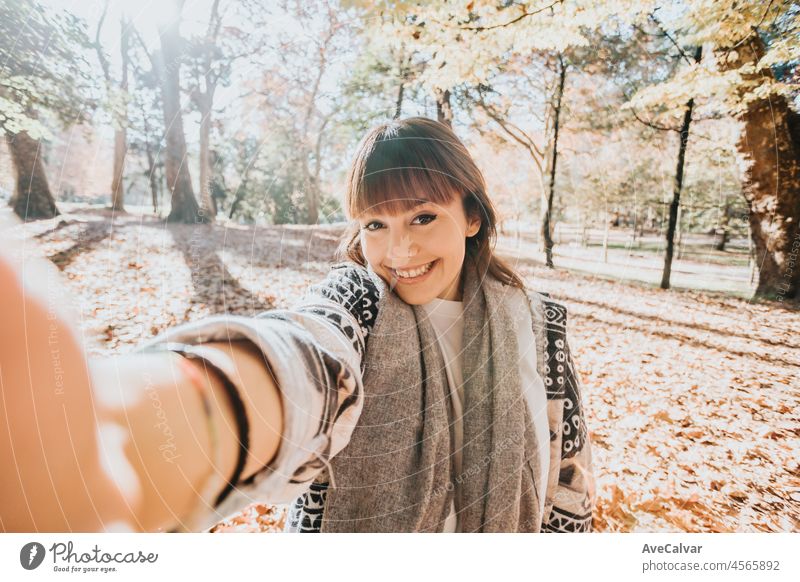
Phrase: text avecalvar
[{"left": 642, "top": 544, "right": 702, "bottom": 554}]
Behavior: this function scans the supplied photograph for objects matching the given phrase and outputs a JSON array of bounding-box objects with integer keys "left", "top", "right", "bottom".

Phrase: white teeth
[{"left": 395, "top": 260, "right": 435, "bottom": 278}]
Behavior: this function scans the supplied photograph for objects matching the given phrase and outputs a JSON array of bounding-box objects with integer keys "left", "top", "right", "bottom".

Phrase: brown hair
[{"left": 335, "top": 116, "right": 526, "bottom": 290}]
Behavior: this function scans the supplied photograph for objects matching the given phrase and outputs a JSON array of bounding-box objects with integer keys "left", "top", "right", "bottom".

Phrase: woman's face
[{"left": 358, "top": 193, "right": 481, "bottom": 304}]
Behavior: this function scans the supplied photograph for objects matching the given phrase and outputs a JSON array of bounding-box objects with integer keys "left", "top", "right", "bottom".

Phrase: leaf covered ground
[{"left": 17, "top": 208, "right": 800, "bottom": 533}]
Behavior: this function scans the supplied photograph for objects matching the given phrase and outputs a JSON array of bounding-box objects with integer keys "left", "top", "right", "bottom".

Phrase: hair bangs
[
  {"left": 349, "top": 132, "right": 464, "bottom": 219},
  {"left": 355, "top": 166, "right": 460, "bottom": 218}
]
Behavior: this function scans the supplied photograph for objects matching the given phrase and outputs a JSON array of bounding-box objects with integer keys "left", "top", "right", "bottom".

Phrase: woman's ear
[{"left": 466, "top": 215, "right": 481, "bottom": 238}]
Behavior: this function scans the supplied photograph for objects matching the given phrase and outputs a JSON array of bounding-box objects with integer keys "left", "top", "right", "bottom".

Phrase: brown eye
[
  {"left": 413, "top": 214, "right": 437, "bottom": 225},
  {"left": 362, "top": 221, "right": 383, "bottom": 231}
]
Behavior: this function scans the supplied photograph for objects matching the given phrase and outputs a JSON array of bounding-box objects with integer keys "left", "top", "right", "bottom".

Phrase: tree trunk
[
  {"left": 394, "top": 81, "right": 405, "bottom": 120},
  {"left": 228, "top": 189, "right": 245, "bottom": 220},
  {"left": 394, "top": 53, "right": 410, "bottom": 120},
  {"left": 297, "top": 38, "right": 329, "bottom": 225},
  {"left": 96, "top": 8, "right": 129, "bottom": 212},
  {"left": 229, "top": 152, "right": 254, "bottom": 220},
  {"left": 661, "top": 98, "right": 694, "bottom": 289},
  {"left": 661, "top": 46, "right": 701, "bottom": 290},
  {"left": 714, "top": 228, "right": 729, "bottom": 252},
  {"left": 111, "top": 128, "right": 127, "bottom": 212},
  {"left": 146, "top": 145, "right": 160, "bottom": 214},
  {"left": 714, "top": 199, "right": 730, "bottom": 251},
  {"left": 435, "top": 88, "right": 452, "bottom": 127},
  {"left": 156, "top": 4, "right": 202, "bottom": 224},
  {"left": 729, "top": 36, "right": 800, "bottom": 300},
  {"left": 111, "top": 16, "right": 130, "bottom": 212},
  {"left": 6, "top": 131, "right": 59, "bottom": 220},
  {"left": 196, "top": 0, "right": 222, "bottom": 222},
  {"left": 140, "top": 103, "right": 160, "bottom": 214},
  {"left": 309, "top": 179, "right": 319, "bottom": 224},
  {"left": 303, "top": 159, "right": 319, "bottom": 224},
  {"left": 198, "top": 93, "right": 217, "bottom": 220},
  {"left": 542, "top": 55, "right": 566, "bottom": 269}
]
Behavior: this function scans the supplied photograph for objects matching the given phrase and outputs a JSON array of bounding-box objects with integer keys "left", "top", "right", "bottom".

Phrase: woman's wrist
[
  {"left": 174, "top": 352, "right": 236, "bottom": 481},
  {"left": 180, "top": 341, "right": 283, "bottom": 482},
  {"left": 161, "top": 341, "right": 283, "bottom": 530}
]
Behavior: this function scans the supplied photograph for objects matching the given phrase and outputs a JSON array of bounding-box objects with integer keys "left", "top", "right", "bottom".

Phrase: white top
[{"left": 421, "top": 291, "right": 550, "bottom": 532}]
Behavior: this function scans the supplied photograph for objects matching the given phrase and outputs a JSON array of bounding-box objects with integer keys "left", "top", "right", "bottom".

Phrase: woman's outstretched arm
[
  {"left": 139, "top": 262, "right": 377, "bottom": 530},
  {"left": 0, "top": 219, "right": 281, "bottom": 532},
  {"left": 88, "top": 341, "right": 282, "bottom": 532}
]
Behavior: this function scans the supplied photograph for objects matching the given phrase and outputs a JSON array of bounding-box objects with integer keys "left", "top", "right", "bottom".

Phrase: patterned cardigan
[{"left": 146, "top": 262, "right": 596, "bottom": 533}]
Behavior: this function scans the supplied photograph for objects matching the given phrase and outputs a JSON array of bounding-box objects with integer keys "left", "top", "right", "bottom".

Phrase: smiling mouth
[{"left": 388, "top": 259, "right": 438, "bottom": 280}]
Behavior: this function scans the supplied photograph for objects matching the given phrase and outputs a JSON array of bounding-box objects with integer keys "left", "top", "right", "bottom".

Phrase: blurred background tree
[{"left": 0, "top": 0, "right": 96, "bottom": 219}]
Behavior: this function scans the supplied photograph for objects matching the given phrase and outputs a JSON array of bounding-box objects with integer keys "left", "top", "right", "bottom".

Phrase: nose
[{"left": 386, "top": 230, "right": 418, "bottom": 266}]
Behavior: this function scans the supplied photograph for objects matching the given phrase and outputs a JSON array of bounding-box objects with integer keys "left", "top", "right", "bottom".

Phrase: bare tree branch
[
  {"left": 629, "top": 106, "right": 680, "bottom": 132},
  {"left": 93, "top": 0, "right": 111, "bottom": 82},
  {"left": 479, "top": 103, "right": 545, "bottom": 172},
  {"left": 646, "top": 14, "right": 695, "bottom": 66},
  {"left": 461, "top": 0, "right": 564, "bottom": 31},
  {"left": 727, "top": 0, "right": 776, "bottom": 50},
  {"left": 130, "top": 25, "right": 154, "bottom": 68}
]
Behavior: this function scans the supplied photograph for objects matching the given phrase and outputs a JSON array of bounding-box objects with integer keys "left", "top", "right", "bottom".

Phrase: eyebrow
[{"left": 407, "top": 199, "right": 432, "bottom": 209}]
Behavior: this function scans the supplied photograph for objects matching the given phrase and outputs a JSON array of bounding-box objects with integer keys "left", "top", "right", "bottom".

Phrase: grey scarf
[{"left": 320, "top": 254, "right": 543, "bottom": 532}]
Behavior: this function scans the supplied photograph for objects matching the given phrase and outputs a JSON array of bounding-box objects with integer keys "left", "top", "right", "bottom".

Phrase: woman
[{"left": 0, "top": 117, "right": 594, "bottom": 533}]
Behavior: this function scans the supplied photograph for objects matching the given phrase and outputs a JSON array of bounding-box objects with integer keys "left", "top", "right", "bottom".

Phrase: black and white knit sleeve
[
  {"left": 137, "top": 261, "right": 379, "bottom": 531},
  {"left": 535, "top": 295, "right": 596, "bottom": 533}
]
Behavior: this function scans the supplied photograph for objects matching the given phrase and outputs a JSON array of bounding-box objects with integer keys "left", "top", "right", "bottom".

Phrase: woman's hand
[
  {"left": 0, "top": 216, "right": 133, "bottom": 531},
  {"left": 89, "top": 341, "right": 283, "bottom": 532},
  {"left": 88, "top": 351, "right": 225, "bottom": 532}
]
